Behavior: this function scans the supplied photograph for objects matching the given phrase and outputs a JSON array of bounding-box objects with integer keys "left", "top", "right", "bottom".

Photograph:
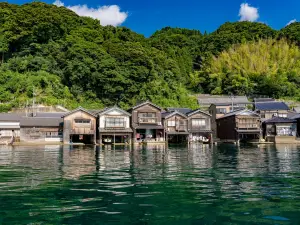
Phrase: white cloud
[
  {"left": 286, "top": 19, "right": 296, "bottom": 26},
  {"left": 53, "top": 0, "right": 128, "bottom": 26},
  {"left": 239, "top": 3, "right": 259, "bottom": 22}
]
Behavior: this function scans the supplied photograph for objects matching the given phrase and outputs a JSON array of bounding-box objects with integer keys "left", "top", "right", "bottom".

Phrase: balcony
[
  {"left": 138, "top": 117, "right": 160, "bottom": 124},
  {"left": 70, "top": 128, "right": 95, "bottom": 135},
  {"left": 237, "top": 123, "right": 259, "bottom": 130}
]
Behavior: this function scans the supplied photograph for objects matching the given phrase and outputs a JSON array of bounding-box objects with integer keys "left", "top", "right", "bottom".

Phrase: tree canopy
[{"left": 0, "top": 2, "right": 300, "bottom": 111}]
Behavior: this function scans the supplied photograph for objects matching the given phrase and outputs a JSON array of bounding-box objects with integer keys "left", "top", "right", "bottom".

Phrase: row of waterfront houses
[
  {"left": 0, "top": 101, "right": 212, "bottom": 145},
  {"left": 0, "top": 97, "right": 300, "bottom": 145}
]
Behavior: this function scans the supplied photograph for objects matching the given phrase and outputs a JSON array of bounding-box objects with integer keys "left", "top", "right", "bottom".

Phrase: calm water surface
[{"left": 1, "top": 144, "right": 300, "bottom": 224}]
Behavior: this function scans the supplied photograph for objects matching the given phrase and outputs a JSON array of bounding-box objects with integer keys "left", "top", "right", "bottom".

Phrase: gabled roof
[
  {"left": 162, "top": 110, "right": 187, "bottom": 119},
  {"left": 217, "top": 109, "right": 259, "bottom": 120},
  {"left": 186, "top": 109, "right": 211, "bottom": 117},
  {"left": 62, "top": 107, "right": 97, "bottom": 118},
  {"left": 130, "top": 100, "right": 162, "bottom": 111},
  {"left": 166, "top": 107, "right": 192, "bottom": 115},
  {"left": 97, "top": 106, "right": 131, "bottom": 116},
  {"left": 263, "top": 117, "right": 296, "bottom": 124},
  {"left": 255, "top": 101, "right": 289, "bottom": 111}
]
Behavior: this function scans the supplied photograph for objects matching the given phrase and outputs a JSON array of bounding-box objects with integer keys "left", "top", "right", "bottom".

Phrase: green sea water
[{"left": 0, "top": 144, "right": 300, "bottom": 224}]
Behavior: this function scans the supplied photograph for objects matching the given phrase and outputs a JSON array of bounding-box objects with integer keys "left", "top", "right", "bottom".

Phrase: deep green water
[{"left": 1, "top": 144, "right": 300, "bottom": 224}]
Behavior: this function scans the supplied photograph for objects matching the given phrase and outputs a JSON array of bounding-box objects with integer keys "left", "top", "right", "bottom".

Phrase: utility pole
[
  {"left": 32, "top": 87, "right": 36, "bottom": 117},
  {"left": 231, "top": 93, "right": 234, "bottom": 112}
]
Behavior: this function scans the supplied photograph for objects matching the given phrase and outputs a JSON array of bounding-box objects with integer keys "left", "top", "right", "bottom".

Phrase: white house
[{"left": 98, "top": 106, "right": 133, "bottom": 145}]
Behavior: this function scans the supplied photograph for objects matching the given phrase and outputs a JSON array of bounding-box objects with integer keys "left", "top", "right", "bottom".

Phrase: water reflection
[{"left": 1, "top": 144, "right": 300, "bottom": 224}]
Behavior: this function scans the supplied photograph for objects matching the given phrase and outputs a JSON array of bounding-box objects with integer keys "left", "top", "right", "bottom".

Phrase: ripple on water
[{"left": 1, "top": 144, "right": 300, "bottom": 224}]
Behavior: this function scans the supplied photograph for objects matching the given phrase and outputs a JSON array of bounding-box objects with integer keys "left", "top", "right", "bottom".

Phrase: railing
[
  {"left": 190, "top": 126, "right": 210, "bottom": 131},
  {"left": 237, "top": 123, "right": 259, "bottom": 129},
  {"left": 138, "top": 117, "right": 160, "bottom": 124},
  {"left": 70, "top": 128, "right": 95, "bottom": 135}
]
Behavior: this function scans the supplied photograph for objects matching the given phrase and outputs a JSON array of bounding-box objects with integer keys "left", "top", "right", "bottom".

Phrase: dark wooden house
[
  {"left": 186, "top": 109, "right": 212, "bottom": 143},
  {"left": 62, "top": 107, "right": 97, "bottom": 144},
  {"left": 162, "top": 110, "right": 189, "bottom": 143},
  {"left": 217, "top": 109, "right": 261, "bottom": 142},
  {"left": 129, "top": 101, "right": 165, "bottom": 143}
]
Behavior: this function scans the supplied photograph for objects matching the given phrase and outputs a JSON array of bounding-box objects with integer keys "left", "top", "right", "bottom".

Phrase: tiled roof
[
  {"left": 97, "top": 107, "right": 131, "bottom": 116},
  {"left": 263, "top": 117, "right": 296, "bottom": 124},
  {"left": 166, "top": 108, "right": 192, "bottom": 114},
  {"left": 162, "top": 111, "right": 188, "bottom": 119},
  {"left": 197, "top": 94, "right": 249, "bottom": 105},
  {"left": 254, "top": 98, "right": 275, "bottom": 102},
  {"left": 130, "top": 101, "right": 162, "bottom": 111},
  {"left": 186, "top": 109, "right": 211, "bottom": 117},
  {"left": 62, "top": 107, "right": 97, "bottom": 117},
  {"left": 255, "top": 102, "right": 289, "bottom": 111}
]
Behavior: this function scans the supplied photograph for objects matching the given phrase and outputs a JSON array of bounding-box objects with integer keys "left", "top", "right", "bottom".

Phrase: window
[
  {"left": 168, "top": 120, "right": 175, "bottom": 126},
  {"left": 216, "top": 108, "right": 227, "bottom": 114},
  {"left": 278, "top": 113, "right": 287, "bottom": 118},
  {"left": 138, "top": 112, "right": 157, "bottom": 123},
  {"left": 138, "top": 112, "right": 155, "bottom": 118},
  {"left": 105, "top": 117, "right": 125, "bottom": 128},
  {"left": 192, "top": 119, "right": 206, "bottom": 127},
  {"left": 74, "top": 119, "right": 90, "bottom": 124}
]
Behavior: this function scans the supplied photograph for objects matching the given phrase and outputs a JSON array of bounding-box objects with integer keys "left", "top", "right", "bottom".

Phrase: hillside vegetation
[{"left": 1, "top": 2, "right": 300, "bottom": 111}]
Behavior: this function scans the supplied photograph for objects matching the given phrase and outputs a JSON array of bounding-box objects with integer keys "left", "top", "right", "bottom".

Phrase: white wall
[{"left": 99, "top": 109, "right": 130, "bottom": 128}]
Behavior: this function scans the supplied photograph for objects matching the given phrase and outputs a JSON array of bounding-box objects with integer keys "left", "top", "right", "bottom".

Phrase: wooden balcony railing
[
  {"left": 138, "top": 117, "right": 160, "bottom": 124},
  {"left": 70, "top": 128, "right": 95, "bottom": 135},
  {"left": 237, "top": 123, "right": 259, "bottom": 129}
]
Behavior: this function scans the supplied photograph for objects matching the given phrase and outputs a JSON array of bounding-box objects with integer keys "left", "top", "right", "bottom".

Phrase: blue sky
[{"left": 7, "top": 0, "right": 300, "bottom": 37}]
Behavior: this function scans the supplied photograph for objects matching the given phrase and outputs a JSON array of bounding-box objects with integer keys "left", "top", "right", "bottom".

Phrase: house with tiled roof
[{"left": 254, "top": 101, "right": 290, "bottom": 121}]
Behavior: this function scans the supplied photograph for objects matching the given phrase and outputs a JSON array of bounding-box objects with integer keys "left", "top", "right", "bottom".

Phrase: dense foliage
[
  {"left": 1, "top": 2, "right": 300, "bottom": 111},
  {"left": 197, "top": 39, "right": 300, "bottom": 97}
]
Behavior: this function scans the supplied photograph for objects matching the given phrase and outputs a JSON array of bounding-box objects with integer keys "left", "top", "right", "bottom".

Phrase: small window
[
  {"left": 216, "top": 108, "right": 227, "bottom": 114},
  {"left": 74, "top": 119, "right": 91, "bottom": 123},
  {"left": 168, "top": 120, "right": 176, "bottom": 126},
  {"left": 192, "top": 119, "right": 206, "bottom": 127},
  {"left": 105, "top": 117, "right": 125, "bottom": 128}
]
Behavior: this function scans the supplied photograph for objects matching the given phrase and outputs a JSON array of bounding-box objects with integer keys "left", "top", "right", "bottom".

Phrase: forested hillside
[{"left": 1, "top": 2, "right": 300, "bottom": 111}]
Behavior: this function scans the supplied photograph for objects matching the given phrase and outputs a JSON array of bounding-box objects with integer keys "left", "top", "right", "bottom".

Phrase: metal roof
[
  {"left": 263, "top": 117, "right": 296, "bottom": 124},
  {"left": 20, "top": 117, "right": 63, "bottom": 127},
  {"left": 0, "top": 113, "right": 23, "bottom": 121},
  {"left": 255, "top": 102, "right": 289, "bottom": 111},
  {"left": 197, "top": 94, "right": 249, "bottom": 105},
  {"left": 217, "top": 109, "right": 259, "bottom": 119}
]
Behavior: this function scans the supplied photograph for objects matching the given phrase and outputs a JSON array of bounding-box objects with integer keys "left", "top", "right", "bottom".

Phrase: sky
[{"left": 6, "top": 0, "right": 300, "bottom": 37}]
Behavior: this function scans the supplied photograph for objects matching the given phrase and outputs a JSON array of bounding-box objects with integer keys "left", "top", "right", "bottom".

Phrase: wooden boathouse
[
  {"left": 62, "top": 107, "right": 97, "bottom": 144},
  {"left": 217, "top": 109, "right": 261, "bottom": 142}
]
